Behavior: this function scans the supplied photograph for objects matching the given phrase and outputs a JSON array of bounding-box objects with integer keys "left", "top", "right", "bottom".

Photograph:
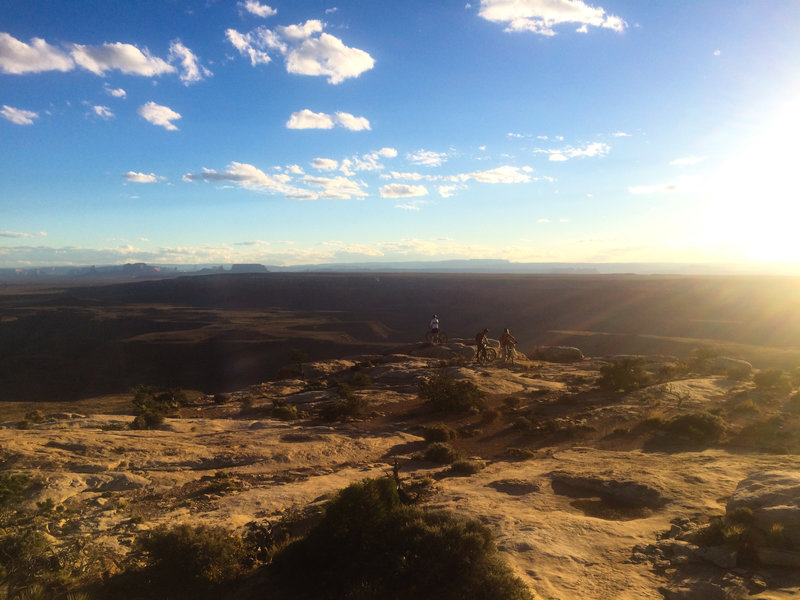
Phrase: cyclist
[
  {"left": 475, "top": 328, "right": 489, "bottom": 362},
  {"left": 499, "top": 328, "right": 517, "bottom": 362},
  {"left": 428, "top": 314, "right": 440, "bottom": 343}
]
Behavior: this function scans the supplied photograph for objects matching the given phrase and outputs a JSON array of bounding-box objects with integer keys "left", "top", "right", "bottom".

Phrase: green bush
[
  {"left": 0, "top": 529, "right": 61, "bottom": 597},
  {"left": 270, "top": 477, "right": 532, "bottom": 599},
  {"left": 130, "top": 385, "right": 188, "bottom": 429},
  {"left": 598, "top": 358, "right": 652, "bottom": 392},
  {"left": 0, "top": 472, "right": 29, "bottom": 508},
  {"left": 753, "top": 368, "right": 792, "bottom": 393},
  {"left": 419, "top": 371, "right": 486, "bottom": 413},
  {"left": 135, "top": 524, "right": 249, "bottom": 589},
  {"left": 448, "top": 460, "right": 486, "bottom": 476},
  {"left": 321, "top": 384, "right": 369, "bottom": 421},
  {"left": 422, "top": 442, "right": 463, "bottom": 464},
  {"left": 271, "top": 403, "right": 299, "bottom": 421},
  {"left": 665, "top": 412, "right": 726, "bottom": 443},
  {"left": 422, "top": 423, "right": 457, "bottom": 442}
]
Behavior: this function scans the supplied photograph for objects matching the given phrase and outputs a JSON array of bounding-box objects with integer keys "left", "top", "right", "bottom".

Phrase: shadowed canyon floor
[{"left": 3, "top": 341, "right": 800, "bottom": 599}]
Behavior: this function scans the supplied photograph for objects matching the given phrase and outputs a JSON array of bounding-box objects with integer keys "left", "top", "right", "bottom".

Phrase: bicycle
[
  {"left": 501, "top": 343, "right": 516, "bottom": 365},
  {"left": 425, "top": 330, "right": 448, "bottom": 344},
  {"left": 475, "top": 345, "right": 497, "bottom": 364}
]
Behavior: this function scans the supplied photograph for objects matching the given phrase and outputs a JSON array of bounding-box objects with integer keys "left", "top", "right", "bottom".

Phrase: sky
[{"left": 2, "top": 0, "right": 800, "bottom": 270}]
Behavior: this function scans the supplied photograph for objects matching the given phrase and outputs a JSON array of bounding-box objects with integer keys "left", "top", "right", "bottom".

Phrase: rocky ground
[{"left": 2, "top": 340, "right": 800, "bottom": 599}]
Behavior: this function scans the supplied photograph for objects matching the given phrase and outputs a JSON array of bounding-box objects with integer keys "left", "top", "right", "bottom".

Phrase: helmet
[
  {"left": 504, "top": 328, "right": 510, "bottom": 333},
  {"left": 433, "top": 314, "right": 438, "bottom": 318}
]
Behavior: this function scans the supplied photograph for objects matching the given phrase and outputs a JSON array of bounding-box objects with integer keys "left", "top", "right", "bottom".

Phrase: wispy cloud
[
  {"left": 103, "top": 84, "right": 127, "bottom": 98},
  {"left": 670, "top": 155, "right": 707, "bottom": 167},
  {"left": 407, "top": 149, "right": 448, "bottom": 167},
  {"left": 478, "top": 0, "right": 627, "bottom": 35},
  {"left": 138, "top": 102, "right": 181, "bottom": 131},
  {"left": 226, "top": 19, "right": 374, "bottom": 84},
  {"left": 0, "top": 230, "right": 47, "bottom": 238},
  {"left": 1, "top": 105, "right": 38, "bottom": 125},
  {"left": 380, "top": 183, "right": 429, "bottom": 198},
  {"left": 92, "top": 105, "right": 114, "bottom": 120},
  {"left": 535, "top": 141, "right": 611, "bottom": 161},
  {"left": 168, "top": 40, "right": 212, "bottom": 84}
]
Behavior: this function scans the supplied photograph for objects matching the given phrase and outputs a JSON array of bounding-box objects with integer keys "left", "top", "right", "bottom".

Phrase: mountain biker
[
  {"left": 475, "top": 328, "right": 489, "bottom": 360},
  {"left": 429, "top": 314, "right": 440, "bottom": 336},
  {"left": 499, "top": 328, "right": 517, "bottom": 361}
]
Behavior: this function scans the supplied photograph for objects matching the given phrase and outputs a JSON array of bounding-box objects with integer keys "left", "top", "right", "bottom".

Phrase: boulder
[
  {"left": 726, "top": 470, "right": 800, "bottom": 546},
  {"left": 532, "top": 346, "right": 584, "bottom": 363}
]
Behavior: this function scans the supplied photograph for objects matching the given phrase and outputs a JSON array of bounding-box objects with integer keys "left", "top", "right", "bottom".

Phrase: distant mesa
[{"left": 230, "top": 264, "right": 269, "bottom": 273}]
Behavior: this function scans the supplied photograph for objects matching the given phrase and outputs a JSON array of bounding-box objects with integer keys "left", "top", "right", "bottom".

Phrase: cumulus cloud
[
  {"left": 92, "top": 105, "right": 114, "bottom": 119},
  {"left": 285, "top": 109, "right": 370, "bottom": 130},
  {"left": 138, "top": 102, "right": 181, "bottom": 131},
  {"left": 438, "top": 185, "right": 458, "bottom": 198},
  {"left": 184, "top": 162, "right": 294, "bottom": 191},
  {"left": 1, "top": 105, "right": 38, "bottom": 125},
  {"left": 123, "top": 171, "right": 163, "bottom": 183},
  {"left": 380, "top": 183, "right": 429, "bottom": 198},
  {"left": 70, "top": 42, "right": 175, "bottom": 76},
  {"left": 466, "top": 165, "right": 532, "bottom": 183},
  {"left": 312, "top": 158, "right": 339, "bottom": 171},
  {"left": 1, "top": 33, "right": 207, "bottom": 84},
  {"left": 168, "top": 40, "right": 212, "bottom": 84},
  {"left": 303, "top": 175, "right": 368, "bottom": 199},
  {"left": 478, "top": 0, "right": 626, "bottom": 35},
  {"left": 286, "top": 109, "right": 335, "bottom": 129},
  {"left": 407, "top": 149, "right": 448, "bottom": 167},
  {"left": 239, "top": 0, "right": 277, "bottom": 18},
  {"left": 104, "top": 84, "right": 126, "bottom": 98},
  {"left": 0, "top": 33, "right": 74, "bottom": 73},
  {"left": 226, "top": 19, "right": 374, "bottom": 84}
]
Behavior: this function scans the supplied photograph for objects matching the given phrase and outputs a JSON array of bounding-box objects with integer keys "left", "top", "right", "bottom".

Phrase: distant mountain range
[{"left": 0, "top": 259, "right": 792, "bottom": 282}]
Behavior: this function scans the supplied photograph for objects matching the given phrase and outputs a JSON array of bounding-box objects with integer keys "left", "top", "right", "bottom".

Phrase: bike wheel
[
  {"left": 425, "top": 331, "right": 434, "bottom": 343},
  {"left": 486, "top": 347, "right": 497, "bottom": 361},
  {"left": 437, "top": 332, "right": 448, "bottom": 344}
]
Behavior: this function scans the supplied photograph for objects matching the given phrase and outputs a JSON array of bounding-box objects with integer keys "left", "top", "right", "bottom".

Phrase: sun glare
[{"left": 698, "top": 91, "right": 800, "bottom": 264}]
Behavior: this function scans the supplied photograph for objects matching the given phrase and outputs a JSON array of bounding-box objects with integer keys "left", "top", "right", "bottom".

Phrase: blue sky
[{"left": 2, "top": 0, "right": 799, "bottom": 269}]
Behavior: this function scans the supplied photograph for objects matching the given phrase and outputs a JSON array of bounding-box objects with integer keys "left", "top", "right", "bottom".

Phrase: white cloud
[
  {"left": 70, "top": 42, "right": 175, "bottom": 76},
  {"left": 123, "top": 171, "right": 163, "bottom": 183},
  {"left": 287, "top": 164, "right": 305, "bottom": 175},
  {"left": 226, "top": 20, "right": 374, "bottom": 84},
  {"left": 390, "top": 171, "right": 426, "bottom": 181},
  {"left": 670, "top": 155, "right": 707, "bottom": 167},
  {"left": 0, "top": 33, "right": 74, "bottom": 74},
  {"left": 536, "top": 141, "right": 611, "bottom": 161},
  {"left": 335, "top": 111, "right": 370, "bottom": 131},
  {"left": 184, "top": 161, "right": 304, "bottom": 195},
  {"left": 0, "top": 230, "right": 46, "bottom": 238},
  {"left": 380, "top": 183, "right": 429, "bottom": 198},
  {"left": 138, "top": 102, "right": 182, "bottom": 131},
  {"left": 303, "top": 175, "right": 368, "bottom": 199},
  {"left": 92, "top": 105, "right": 114, "bottom": 119},
  {"left": 239, "top": 0, "right": 277, "bottom": 18},
  {"left": 612, "top": 131, "right": 630, "bottom": 137},
  {"left": 312, "top": 158, "right": 339, "bottom": 171},
  {"left": 479, "top": 0, "right": 627, "bottom": 35},
  {"left": 1, "top": 105, "right": 38, "bottom": 125},
  {"left": 104, "top": 84, "right": 127, "bottom": 98},
  {"left": 407, "top": 149, "right": 448, "bottom": 167},
  {"left": 467, "top": 165, "right": 532, "bottom": 183},
  {"left": 439, "top": 185, "right": 458, "bottom": 198},
  {"left": 285, "top": 109, "right": 370, "bottom": 130},
  {"left": 168, "top": 40, "right": 211, "bottom": 84},
  {"left": 286, "top": 109, "right": 335, "bottom": 129}
]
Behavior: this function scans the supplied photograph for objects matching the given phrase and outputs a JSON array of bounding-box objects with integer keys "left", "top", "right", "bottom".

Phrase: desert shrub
[
  {"left": 213, "top": 393, "right": 230, "bottom": 405},
  {"left": 422, "top": 423, "right": 457, "bottom": 442},
  {"left": 134, "top": 524, "right": 249, "bottom": 591},
  {"left": 480, "top": 408, "right": 502, "bottom": 424},
  {"left": 15, "top": 420, "right": 31, "bottom": 430},
  {"left": 321, "top": 384, "right": 369, "bottom": 421},
  {"left": 419, "top": 371, "right": 486, "bottom": 413},
  {"left": 448, "top": 459, "right": 486, "bottom": 476},
  {"left": 422, "top": 442, "right": 463, "bottom": 464},
  {"left": 271, "top": 402, "right": 298, "bottom": 421},
  {"left": 349, "top": 371, "right": 372, "bottom": 388},
  {"left": 512, "top": 416, "right": 535, "bottom": 431},
  {"left": 732, "top": 416, "right": 800, "bottom": 453},
  {"left": 24, "top": 410, "right": 46, "bottom": 424},
  {"left": 0, "top": 472, "right": 29, "bottom": 508},
  {"left": 288, "top": 349, "right": 308, "bottom": 373},
  {"left": 727, "top": 363, "right": 752, "bottom": 381},
  {"left": 504, "top": 447, "right": 536, "bottom": 460},
  {"left": 691, "top": 345, "right": 720, "bottom": 371},
  {"left": 753, "top": 368, "right": 792, "bottom": 393},
  {"left": 503, "top": 396, "right": 522, "bottom": 409},
  {"left": 665, "top": 412, "right": 726, "bottom": 443},
  {"left": 270, "top": 477, "right": 532, "bottom": 599},
  {"left": 692, "top": 507, "right": 760, "bottom": 565},
  {"left": 598, "top": 358, "right": 652, "bottom": 392},
  {"left": 0, "top": 528, "right": 64, "bottom": 597},
  {"left": 130, "top": 385, "right": 187, "bottom": 429}
]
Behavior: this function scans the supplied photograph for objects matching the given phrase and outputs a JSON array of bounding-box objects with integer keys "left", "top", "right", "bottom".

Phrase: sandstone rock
[
  {"left": 532, "top": 346, "right": 584, "bottom": 362},
  {"left": 301, "top": 359, "right": 357, "bottom": 381},
  {"left": 756, "top": 548, "right": 800, "bottom": 567},
  {"left": 726, "top": 470, "right": 800, "bottom": 546},
  {"left": 550, "top": 471, "right": 668, "bottom": 508},
  {"left": 695, "top": 545, "right": 738, "bottom": 569},
  {"left": 707, "top": 357, "right": 752, "bottom": 375}
]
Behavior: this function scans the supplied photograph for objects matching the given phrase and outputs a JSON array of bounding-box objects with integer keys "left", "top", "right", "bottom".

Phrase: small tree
[
  {"left": 598, "top": 358, "right": 651, "bottom": 392},
  {"left": 419, "top": 371, "right": 485, "bottom": 413}
]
